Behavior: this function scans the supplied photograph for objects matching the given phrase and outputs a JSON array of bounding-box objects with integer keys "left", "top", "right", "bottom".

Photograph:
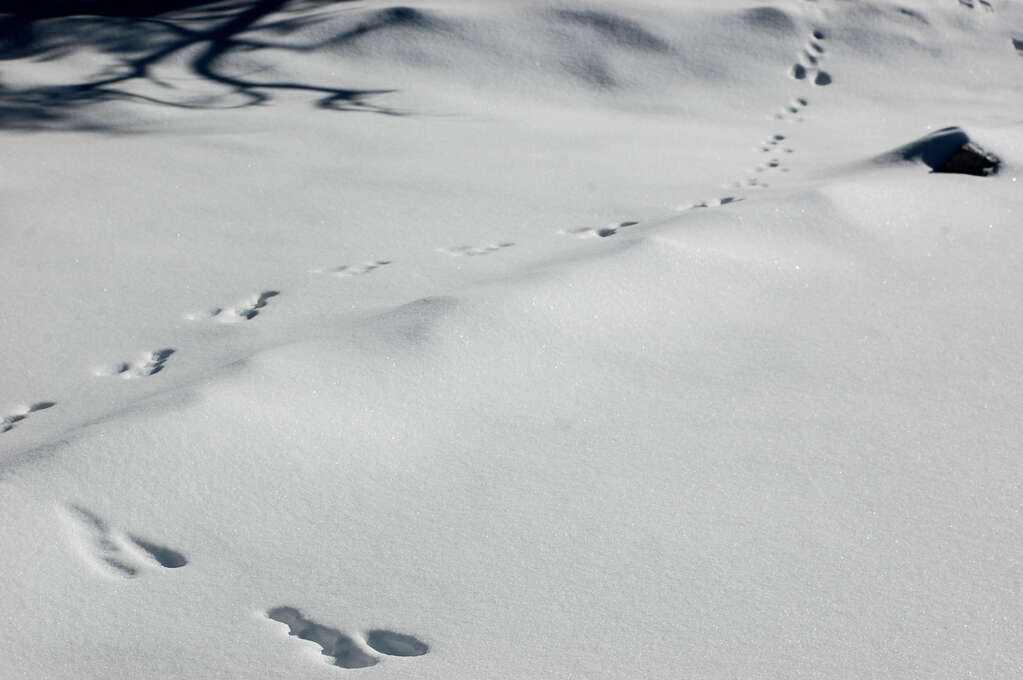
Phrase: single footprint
[
  {"left": 267, "top": 607, "right": 429, "bottom": 669},
  {"left": 1013, "top": 37, "right": 1023, "bottom": 54},
  {"left": 62, "top": 504, "right": 187, "bottom": 578},
  {"left": 365, "top": 630, "right": 430, "bottom": 657},
  {"left": 267, "top": 607, "right": 377, "bottom": 669},
  {"left": 1, "top": 401, "right": 56, "bottom": 433},
  {"left": 187, "top": 291, "right": 279, "bottom": 322},
  {"left": 814, "top": 70, "right": 832, "bottom": 86},
  {"left": 311, "top": 261, "right": 390, "bottom": 277},
  {"left": 94, "top": 349, "right": 174, "bottom": 379},
  {"left": 437, "top": 242, "right": 514, "bottom": 256},
  {"left": 128, "top": 535, "right": 189, "bottom": 568}
]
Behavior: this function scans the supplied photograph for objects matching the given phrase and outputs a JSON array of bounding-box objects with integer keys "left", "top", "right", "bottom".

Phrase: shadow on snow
[{"left": 0, "top": 0, "right": 408, "bottom": 130}]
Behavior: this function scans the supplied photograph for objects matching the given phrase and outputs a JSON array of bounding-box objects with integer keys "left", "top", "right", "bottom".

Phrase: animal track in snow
[
  {"left": 560, "top": 220, "right": 639, "bottom": 239},
  {"left": 186, "top": 291, "right": 280, "bottom": 322},
  {"left": 758, "top": 132, "right": 787, "bottom": 152},
  {"left": 750, "top": 131, "right": 797, "bottom": 176},
  {"left": 758, "top": 134, "right": 794, "bottom": 156},
  {"left": 62, "top": 504, "right": 187, "bottom": 578},
  {"left": 675, "top": 197, "right": 743, "bottom": 210},
  {"left": 789, "top": 29, "right": 831, "bottom": 86},
  {"left": 1, "top": 401, "right": 55, "bottom": 434},
  {"left": 94, "top": 349, "right": 174, "bottom": 379},
  {"left": 959, "top": 0, "right": 994, "bottom": 11},
  {"left": 752, "top": 157, "right": 783, "bottom": 173},
  {"left": 437, "top": 242, "right": 514, "bottom": 256},
  {"left": 774, "top": 97, "right": 809, "bottom": 122},
  {"left": 1013, "top": 37, "right": 1023, "bottom": 54},
  {"left": 742, "top": 175, "right": 771, "bottom": 188},
  {"left": 311, "top": 261, "right": 391, "bottom": 277},
  {"left": 691, "top": 197, "right": 740, "bottom": 208},
  {"left": 266, "top": 607, "right": 428, "bottom": 670}
]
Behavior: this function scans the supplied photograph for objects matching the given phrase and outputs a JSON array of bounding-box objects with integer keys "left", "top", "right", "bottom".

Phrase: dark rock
[
  {"left": 875, "top": 126, "right": 999, "bottom": 176},
  {"left": 934, "top": 142, "right": 999, "bottom": 176}
]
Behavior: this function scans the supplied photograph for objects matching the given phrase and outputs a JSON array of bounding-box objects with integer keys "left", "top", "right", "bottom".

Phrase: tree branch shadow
[{"left": 0, "top": 0, "right": 406, "bottom": 130}]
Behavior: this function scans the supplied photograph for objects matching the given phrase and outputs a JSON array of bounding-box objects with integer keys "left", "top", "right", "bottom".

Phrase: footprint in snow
[
  {"left": 186, "top": 291, "right": 279, "bottom": 322},
  {"left": 774, "top": 96, "right": 810, "bottom": 123},
  {"left": 789, "top": 29, "right": 831, "bottom": 86},
  {"left": 959, "top": 0, "right": 994, "bottom": 10},
  {"left": 267, "top": 607, "right": 428, "bottom": 670},
  {"left": 437, "top": 242, "right": 514, "bottom": 256},
  {"left": 758, "top": 132, "right": 791, "bottom": 153},
  {"left": 560, "top": 220, "right": 639, "bottom": 239},
  {"left": 1, "top": 401, "right": 56, "bottom": 434},
  {"left": 94, "top": 349, "right": 174, "bottom": 379},
  {"left": 311, "top": 261, "right": 391, "bottom": 277},
  {"left": 61, "top": 504, "right": 187, "bottom": 579},
  {"left": 751, "top": 157, "right": 784, "bottom": 174},
  {"left": 677, "top": 196, "right": 743, "bottom": 210}
]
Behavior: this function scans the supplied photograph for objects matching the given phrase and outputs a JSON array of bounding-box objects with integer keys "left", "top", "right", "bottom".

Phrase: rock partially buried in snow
[
  {"left": 877, "top": 126, "right": 999, "bottom": 176},
  {"left": 934, "top": 142, "right": 999, "bottom": 176}
]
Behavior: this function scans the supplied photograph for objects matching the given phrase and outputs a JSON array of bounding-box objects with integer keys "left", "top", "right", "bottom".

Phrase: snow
[{"left": 2, "top": 0, "right": 1023, "bottom": 677}]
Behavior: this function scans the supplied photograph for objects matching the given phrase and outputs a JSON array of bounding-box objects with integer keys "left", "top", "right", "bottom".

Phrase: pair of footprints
[
  {"left": 1, "top": 401, "right": 56, "bottom": 434},
  {"left": 95, "top": 348, "right": 175, "bottom": 379},
  {"left": 64, "top": 507, "right": 427, "bottom": 670},
  {"left": 958, "top": 0, "right": 994, "bottom": 11},
  {"left": 268, "top": 607, "right": 428, "bottom": 669},
  {"left": 93, "top": 291, "right": 281, "bottom": 380},
  {"left": 186, "top": 290, "right": 280, "bottom": 322},
  {"left": 790, "top": 29, "right": 831, "bottom": 86},
  {"left": 311, "top": 260, "right": 390, "bottom": 277},
  {"left": 315, "top": 243, "right": 513, "bottom": 267},
  {"left": 775, "top": 95, "right": 809, "bottom": 123},
  {"left": 561, "top": 220, "right": 639, "bottom": 239}
]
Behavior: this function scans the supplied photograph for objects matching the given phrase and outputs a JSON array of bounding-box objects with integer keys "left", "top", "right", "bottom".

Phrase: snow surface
[{"left": 2, "top": 0, "right": 1023, "bottom": 677}]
